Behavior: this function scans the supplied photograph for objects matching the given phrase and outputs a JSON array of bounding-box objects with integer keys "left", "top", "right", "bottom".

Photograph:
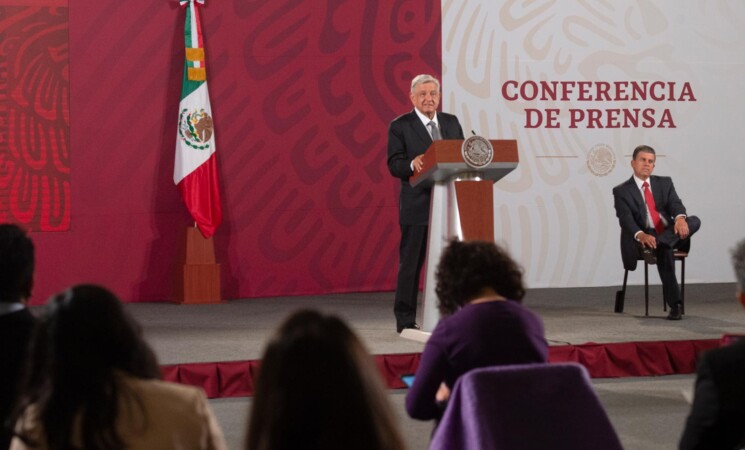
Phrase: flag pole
[{"left": 176, "top": 0, "right": 222, "bottom": 304}]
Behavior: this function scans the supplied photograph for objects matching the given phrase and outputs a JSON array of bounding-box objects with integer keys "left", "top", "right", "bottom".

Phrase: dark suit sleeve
[
  {"left": 441, "top": 113, "right": 465, "bottom": 140},
  {"left": 387, "top": 119, "right": 413, "bottom": 180},
  {"left": 663, "top": 178, "right": 687, "bottom": 219},
  {"left": 679, "top": 357, "right": 719, "bottom": 450},
  {"left": 613, "top": 185, "right": 643, "bottom": 237}
]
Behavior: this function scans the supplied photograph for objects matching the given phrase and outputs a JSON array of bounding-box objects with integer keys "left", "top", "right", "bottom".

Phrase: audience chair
[
  {"left": 614, "top": 241, "right": 689, "bottom": 316},
  {"left": 429, "top": 363, "right": 623, "bottom": 450}
]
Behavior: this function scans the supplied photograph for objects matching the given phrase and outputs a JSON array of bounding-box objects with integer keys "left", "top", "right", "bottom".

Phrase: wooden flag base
[{"left": 180, "top": 227, "right": 221, "bottom": 304}]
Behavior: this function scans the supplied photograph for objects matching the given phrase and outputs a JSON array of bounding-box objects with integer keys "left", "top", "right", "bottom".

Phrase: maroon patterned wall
[
  {"left": 0, "top": 4, "right": 70, "bottom": 231},
  {"left": 7, "top": 0, "right": 441, "bottom": 303}
]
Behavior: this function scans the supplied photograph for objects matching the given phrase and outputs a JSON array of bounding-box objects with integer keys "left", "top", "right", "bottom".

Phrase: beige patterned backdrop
[{"left": 443, "top": 1, "right": 745, "bottom": 287}]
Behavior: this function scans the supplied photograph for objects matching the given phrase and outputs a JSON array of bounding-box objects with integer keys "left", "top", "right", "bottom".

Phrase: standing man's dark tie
[{"left": 428, "top": 121, "right": 441, "bottom": 140}]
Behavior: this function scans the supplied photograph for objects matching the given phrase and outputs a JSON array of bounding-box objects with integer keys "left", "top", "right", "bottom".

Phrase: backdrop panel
[
  {"left": 17, "top": 0, "right": 441, "bottom": 302},
  {"left": 7, "top": 0, "right": 742, "bottom": 304},
  {"left": 0, "top": 4, "right": 70, "bottom": 232},
  {"left": 443, "top": 1, "right": 745, "bottom": 288}
]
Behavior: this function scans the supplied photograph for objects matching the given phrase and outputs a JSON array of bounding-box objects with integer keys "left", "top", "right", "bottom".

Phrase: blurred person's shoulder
[
  {"left": 121, "top": 374, "right": 209, "bottom": 410},
  {"left": 705, "top": 338, "right": 745, "bottom": 368}
]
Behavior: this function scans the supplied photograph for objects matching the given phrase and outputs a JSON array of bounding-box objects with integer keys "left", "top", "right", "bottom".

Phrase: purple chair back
[{"left": 429, "top": 363, "right": 623, "bottom": 450}]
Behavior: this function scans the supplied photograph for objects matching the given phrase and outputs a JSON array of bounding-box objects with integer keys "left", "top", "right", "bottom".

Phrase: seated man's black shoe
[
  {"left": 641, "top": 247, "right": 657, "bottom": 265},
  {"left": 397, "top": 322, "right": 420, "bottom": 333},
  {"left": 667, "top": 303, "right": 683, "bottom": 320}
]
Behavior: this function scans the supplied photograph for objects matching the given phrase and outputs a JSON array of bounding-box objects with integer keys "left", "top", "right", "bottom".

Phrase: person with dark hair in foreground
[
  {"left": 0, "top": 224, "right": 36, "bottom": 450},
  {"left": 10, "top": 284, "right": 226, "bottom": 450},
  {"left": 405, "top": 239, "right": 548, "bottom": 421},
  {"left": 246, "top": 310, "right": 407, "bottom": 450},
  {"left": 679, "top": 239, "right": 745, "bottom": 450}
]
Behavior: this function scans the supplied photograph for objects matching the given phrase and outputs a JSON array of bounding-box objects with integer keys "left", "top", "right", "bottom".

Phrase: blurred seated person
[
  {"left": 679, "top": 238, "right": 745, "bottom": 450},
  {"left": 10, "top": 285, "right": 227, "bottom": 450},
  {"left": 406, "top": 239, "right": 548, "bottom": 421},
  {"left": 246, "top": 310, "right": 407, "bottom": 450},
  {"left": 0, "top": 224, "right": 36, "bottom": 449}
]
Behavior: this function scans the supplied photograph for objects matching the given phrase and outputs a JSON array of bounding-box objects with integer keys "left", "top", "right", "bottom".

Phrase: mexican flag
[{"left": 174, "top": 0, "right": 222, "bottom": 238}]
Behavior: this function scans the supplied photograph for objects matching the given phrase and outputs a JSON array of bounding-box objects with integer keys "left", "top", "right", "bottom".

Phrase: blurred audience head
[
  {"left": 732, "top": 238, "right": 745, "bottom": 307},
  {"left": 436, "top": 239, "right": 525, "bottom": 316},
  {"left": 0, "top": 224, "right": 35, "bottom": 303},
  {"left": 14, "top": 284, "right": 159, "bottom": 449},
  {"left": 246, "top": 309, "right": 406, "bottom": 450}
]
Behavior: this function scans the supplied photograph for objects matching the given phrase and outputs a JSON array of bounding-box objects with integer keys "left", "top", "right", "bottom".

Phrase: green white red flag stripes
[{"left": 174, "top": 0, "right": 222, "bottom": 238}]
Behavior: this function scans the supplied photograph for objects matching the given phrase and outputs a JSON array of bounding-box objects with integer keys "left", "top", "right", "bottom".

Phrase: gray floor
[
  {"left": 208, "top": 374, "right": 696, "bottom": 450},
  {"left": 125, "top": 282, "right": 743, "bottom": 450}
]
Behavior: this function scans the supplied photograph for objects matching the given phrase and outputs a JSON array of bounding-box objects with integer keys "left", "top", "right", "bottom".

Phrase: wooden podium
[
  {"left": 410, "top": 139, "right": 518, "bottom": 331},
  {"left": 180, "top": 227, "right": 221, "bottom": 304}
]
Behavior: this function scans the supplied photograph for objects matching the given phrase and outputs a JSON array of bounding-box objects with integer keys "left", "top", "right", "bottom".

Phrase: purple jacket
[{"left": 406, "top": 300, "right": 548, "bottom": 420}]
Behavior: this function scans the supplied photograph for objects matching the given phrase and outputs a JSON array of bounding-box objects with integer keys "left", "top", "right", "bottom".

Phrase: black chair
[{"left": 614, "top": 240, "right": 689, "bottom": 316}]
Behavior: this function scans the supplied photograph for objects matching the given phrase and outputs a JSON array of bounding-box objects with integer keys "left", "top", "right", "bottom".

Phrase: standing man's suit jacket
[
  {"left": 387, "top": 110, "right": 464, "bottom": 225},
  {"left": 612, "top": 175, "right": 686, "bottom": 271}
]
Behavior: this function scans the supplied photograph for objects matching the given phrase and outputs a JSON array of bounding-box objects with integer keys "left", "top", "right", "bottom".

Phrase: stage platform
[
  {"left": 132, "top": 282, "right": 742, "bottom": 366},
  {"left": 124, "top": 282, "right": 742, "bottom": 450},
  {"left": 125, "top": 282, "right": 744, "bottom": 396}
]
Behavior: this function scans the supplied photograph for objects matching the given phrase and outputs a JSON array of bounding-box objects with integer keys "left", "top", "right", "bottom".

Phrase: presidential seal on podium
[{"left": 461, "top": 135, "right": 494, "bottom": 169}]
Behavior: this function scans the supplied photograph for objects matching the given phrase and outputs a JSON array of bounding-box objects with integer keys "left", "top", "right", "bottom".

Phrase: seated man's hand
[
  {"left": 675, "top": 217, "right": 689, "bottom": 239},
  {"left": 638, "top": 232, "right": 657, "bottom": 249}
]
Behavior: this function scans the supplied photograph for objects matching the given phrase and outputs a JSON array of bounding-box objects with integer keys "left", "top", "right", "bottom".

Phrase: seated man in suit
[
  {"left": 612, "top": 145, "right": 701, "bottom": 320},
  {"left": 386, "top": 74, "right": 464, "bottom": 333},
  {"left": 0, "top": 224, "right": 36, "bottom": 449},
  {"left": 679, "top": 238, "right": 745, "bottom": 449}
]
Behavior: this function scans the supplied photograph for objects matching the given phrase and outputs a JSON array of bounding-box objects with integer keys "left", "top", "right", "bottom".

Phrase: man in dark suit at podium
[
  {"left": 0, "top": 224, "right": 36, "bottom": 448},
  {"left": 387, "top": 74, "right": 464, "bottom": 333},
  {"left": 612, "top": 145, "right": 701, "bottom": 320}
]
